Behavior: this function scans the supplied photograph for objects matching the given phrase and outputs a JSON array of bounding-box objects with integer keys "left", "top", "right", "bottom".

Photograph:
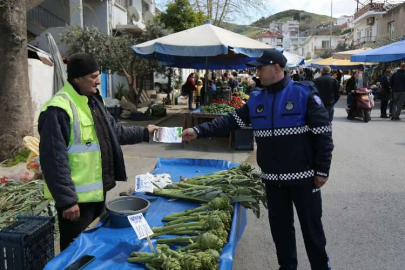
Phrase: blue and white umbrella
[
  {"left": 351, "top": 38, "right": 405, "bottom": 63},
  {"left": 132, "top": 21, "right": 304, "bottom": 69},
  {"left": 132, "top": 21, "right": 273, "bottom": 69}
]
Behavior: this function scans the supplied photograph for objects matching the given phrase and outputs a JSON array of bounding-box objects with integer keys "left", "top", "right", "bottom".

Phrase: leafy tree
[
  {"left": 190, "top": 0, "right": 269, "bottom": 27},
  {"left": 157, "top": 0, "right": 206, "bottom": 33},
  {"left": 61, "top": 20, "right": 171, "bottom": 110},
  {"left": 0, "top": 0, "right": 33, "bottom": 161}
]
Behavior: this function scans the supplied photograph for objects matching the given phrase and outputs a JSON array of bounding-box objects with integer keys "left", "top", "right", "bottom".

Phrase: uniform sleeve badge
[
  {"left": 314, "top": 95, "right": 322, "bottom": 105},
  {"left": 285, "top": 101, "right": 294, "bottom": 111},
  {"left": 256, "top": 104, "right": 264, "bottom": 113}
]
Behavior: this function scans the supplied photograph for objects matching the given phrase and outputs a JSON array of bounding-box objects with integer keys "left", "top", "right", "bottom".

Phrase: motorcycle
[{"left": 346, "top": 88, "right": 374, "bottom": 123}]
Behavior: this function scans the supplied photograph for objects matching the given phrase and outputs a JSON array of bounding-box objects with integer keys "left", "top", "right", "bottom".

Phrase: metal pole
[
  {"left": 329, "top": 0, "right": 332, "bottom": 53},
  {"left": 204, "top": 57, "right": 208, "bottom": 105}
]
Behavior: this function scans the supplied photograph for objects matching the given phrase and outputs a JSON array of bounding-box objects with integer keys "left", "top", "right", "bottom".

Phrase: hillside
[
  {"left": 220, "top": 22, "right": 265, "bottom": 38},
  {"left": 219, "top": 9, "right": 338, "bottom": 37},
  {"left": 252, "top": 9, "right": 336, "bottom": 28}
]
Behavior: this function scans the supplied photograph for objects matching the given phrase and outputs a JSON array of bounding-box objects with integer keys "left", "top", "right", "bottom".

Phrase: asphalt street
[{"left": 108, "top": 97, "right": 405, "bottom": 270}]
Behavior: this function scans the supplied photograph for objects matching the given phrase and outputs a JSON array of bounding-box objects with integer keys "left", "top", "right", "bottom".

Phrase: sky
[{"left": 154, "top": 0, "right": 359, "bottom": 25}]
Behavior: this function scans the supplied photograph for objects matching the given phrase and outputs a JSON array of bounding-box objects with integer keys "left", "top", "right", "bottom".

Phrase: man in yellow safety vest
[{"left": 39, "top": 53, "right": 158, "bottom": 251}]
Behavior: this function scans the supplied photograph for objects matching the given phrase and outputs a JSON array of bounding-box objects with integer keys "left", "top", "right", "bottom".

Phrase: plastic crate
[
  {"left": 107, "top": 107, "right": 121, "bottom": 121},
  {"left": 234, "top": 128, "right": 254, "bottom": 151},
  {"left": 0, "top": 215, "right": 55, "bottom": 270}
]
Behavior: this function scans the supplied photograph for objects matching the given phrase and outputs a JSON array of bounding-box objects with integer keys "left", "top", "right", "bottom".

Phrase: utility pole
[{"left": 330, "top": 0, "right": 333, "bottom": 53}]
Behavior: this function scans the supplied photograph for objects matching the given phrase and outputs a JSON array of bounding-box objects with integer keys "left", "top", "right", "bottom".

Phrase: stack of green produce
[
  {"left": 129, "top": 244, "right": 220, "bottom": 270},
  {"left": 0, "top": 179, "right": 57, "bottom": 230},
  {"left": 128, "top": 197, "right": 232, "bottom": 270},
  {"left": 151, "top": 164, "right": 267, "bottom": 218},
  {"left": 201, "top": 103, "right": 234, "bottom": 114}
]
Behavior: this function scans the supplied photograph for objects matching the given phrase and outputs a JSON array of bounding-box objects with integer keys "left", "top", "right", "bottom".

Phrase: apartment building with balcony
[
  {"left": 352, "top": 1, "right": 386, "bottom": 46},
  {"left": 27, "top": 0, "right": 157, "bottom": 99},
  {"left": 269, "top": 20, "right": 306, "bottom": 53},
  {"left": 29, "top": 0, "right": 156, "bottom": 55}
]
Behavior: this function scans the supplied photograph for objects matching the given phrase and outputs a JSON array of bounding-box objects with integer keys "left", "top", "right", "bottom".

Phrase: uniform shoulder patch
[{"left": 314, "top": 95, "right": 322, "bottom": 105}]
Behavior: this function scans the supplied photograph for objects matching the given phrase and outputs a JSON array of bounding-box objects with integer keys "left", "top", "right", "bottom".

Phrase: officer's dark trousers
[
  {"left": 57, "top": 201, "right": 105, "bottom": 251},
  {"left": 265, "top": 183, "right": 329, "bottom": 270}
]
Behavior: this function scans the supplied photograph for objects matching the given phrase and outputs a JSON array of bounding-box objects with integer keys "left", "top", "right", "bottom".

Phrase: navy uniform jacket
[{"left": 193, "top": 75, "right": 334, "bottom": 185}]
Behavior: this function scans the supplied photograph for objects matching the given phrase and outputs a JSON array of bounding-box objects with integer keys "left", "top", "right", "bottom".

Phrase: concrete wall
[
  {"left": 30, "top": 27, "right": 70, "bottom": 56},
  {"left": 379, "top": 3, "right": 405, "bottom": 38},
  {"left": 112, "top": 4, "right": 128, "bottom": 28},
  {"left": 28, "top": 59, "right": 54, "bottom": 127},
  {"left": 40, "top": 0, "right": 70, "bottom": 23},
  {"left": 84, "top": 0, "right": 109, "bottom": 33}
]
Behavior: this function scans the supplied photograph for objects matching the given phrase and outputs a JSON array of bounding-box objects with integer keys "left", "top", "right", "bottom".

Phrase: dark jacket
[
  {"left": 345, "top": 77, "right": 357, "bottom": 94},
  {"left": 315, "top": 74, "right": 340, "bottom": 106},
  {"left": 390, "top": 69, "right": 405, "bottom": 93},
  {"left": 193, "top": 76, "right": 333, "bottom": 186},
  {"left": 38, "top": 88, "right": 149, "bottom": 209},
  {"left": 379, "top": 75, "right": 392, "bottom": 100}
]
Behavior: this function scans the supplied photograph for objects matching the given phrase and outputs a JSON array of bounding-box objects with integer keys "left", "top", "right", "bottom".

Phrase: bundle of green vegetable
[
  {"left": 128, "top": 198, "right": 232, "bottom": 269},
  {"left": 128, "top": 244, "right": 220, "bottom": 270},
  {"left": 201, "top": 103, "right": 234, "bottom": 114},
  {"left": 0, "top": 179, "right": 57, "bottom": 230},
  {"left": 152, "top": 164, "right": 267, "bottom": 218}
]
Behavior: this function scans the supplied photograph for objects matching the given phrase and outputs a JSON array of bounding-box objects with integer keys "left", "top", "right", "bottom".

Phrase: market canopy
[
  {"left": 311, "top": 57, "right": 377, "bottom": 70},
  {"left": 132, "top": 21, "right": 304, "bottom": 69},
  {"left": 351, "top": 38, "right": 405, "bottom": 62},
  {"left": 302, "top": 57, "right": 322, "bottom": 68},
  {"left": 332, "top": 48, "right": 372, "bottom": 60},
  {"left": 283, "top": 51, "right": 305, "bottom": 67}
]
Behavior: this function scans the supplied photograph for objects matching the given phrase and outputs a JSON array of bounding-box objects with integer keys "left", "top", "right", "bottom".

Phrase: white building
[
  {"left": 27, "top": 0, "right": 157, "bottom": 99},
  {"left": 302, "top": 35, "right": 345, "bottom": 59},
  {"left": 337, "top": 15, "right": 354, "bottom": 26},
  {"left": 269, "top": 20, "right": 307, "bottom": 55},
  {"left": 351, "top": 2, "right": 386, "bottom": 46}
]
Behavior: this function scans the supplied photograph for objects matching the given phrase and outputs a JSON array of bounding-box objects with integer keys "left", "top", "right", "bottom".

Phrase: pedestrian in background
[
  {"left": 390, "top": 63, "right": 405, "bottom": 120},
  {"left": 183, "top": 73, "right": 197, "bottom": 110},
  {"left": 195, "top": 79, "right": 203, "bottom": 108},
  {"left": 315, "top": 66, "right": 340, "bottom": 122},
  {"left": 379, "top": 69, "right": 392, "bottom": 118},
  {"left": 182, "top": 50, "right": 333, "bottom": 270}
]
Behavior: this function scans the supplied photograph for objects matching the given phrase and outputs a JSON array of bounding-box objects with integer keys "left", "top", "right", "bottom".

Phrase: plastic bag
[{"left": 23, "top": 136, "right": 42, "bottom": 178}]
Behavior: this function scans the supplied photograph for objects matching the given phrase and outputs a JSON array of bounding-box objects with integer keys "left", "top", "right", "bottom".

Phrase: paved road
[{"left": 110, "top": 98, "right": 405, "bottom": 270}]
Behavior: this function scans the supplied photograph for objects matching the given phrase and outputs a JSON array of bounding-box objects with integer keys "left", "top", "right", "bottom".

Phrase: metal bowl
[{"left": 105, "top": 196, "right": 150, "bottom": 228}]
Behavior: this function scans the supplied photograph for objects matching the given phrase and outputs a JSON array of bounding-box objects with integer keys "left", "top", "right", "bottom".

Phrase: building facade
[
  {"left": 352, "top": 2, "right": 386, "bottom": 46},
  {"left": 302, "top": 35, "right": 345, "bottom": 59},
  {"left": 378, "top": 2, "right": 405, "bottom": 39},
  {"left": 251, "top": 31, "right": 283, "bottom": 48}
]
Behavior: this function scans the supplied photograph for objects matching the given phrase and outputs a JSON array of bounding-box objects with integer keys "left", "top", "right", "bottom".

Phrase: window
[
  {"left": 357, "top": 30, "right": 361, "bottom": 40},
  {"left": 388, "top": 21, "right": 395, "bottom": 38},
  {"left": 321, "top": 40, "right": 330, "bottom": 49},
  {"left": 365, "top": 27, "right": 372, "bottom": 41},
  {"left": 142, "top": 0, "right": 149, "bottom": 14},
  {"left": 116, "top": 0, "right": 128, "bottom": 8}
]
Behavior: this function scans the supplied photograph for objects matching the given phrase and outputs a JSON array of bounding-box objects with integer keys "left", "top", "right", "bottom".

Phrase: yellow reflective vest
[{"left": 40, "top": 82, "right": 104, "bottom": 203}]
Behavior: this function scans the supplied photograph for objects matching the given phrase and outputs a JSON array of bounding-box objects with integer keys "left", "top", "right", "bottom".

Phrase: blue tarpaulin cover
[
  {"left": 45, "top": 158, "right": 247, "bottom": 270},
  {"left": 351, "top": 39, "right": 405, "bottom": 63}
]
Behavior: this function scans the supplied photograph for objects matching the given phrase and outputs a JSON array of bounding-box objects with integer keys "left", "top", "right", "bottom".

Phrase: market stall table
[{"left": 44, "top": 158, "right": 247, "bottom": 270}]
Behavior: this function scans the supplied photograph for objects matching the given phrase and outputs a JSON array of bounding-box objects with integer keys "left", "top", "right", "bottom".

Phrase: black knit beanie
[{"left": 67, "top": 53, "right": 100, "bottom": 79}]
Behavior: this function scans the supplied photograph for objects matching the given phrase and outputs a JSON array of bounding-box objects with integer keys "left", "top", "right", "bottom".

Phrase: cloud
[{"left": 267, "top": 0, "right": 357, "bottom": 18}]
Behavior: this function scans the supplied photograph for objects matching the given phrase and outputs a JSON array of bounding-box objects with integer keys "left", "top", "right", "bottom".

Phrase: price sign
[
  {"left": 135, "top": 174, "right": 154, "bottom": 193},
  {"left": 127, "top": 213, "right": 154, "bottom": 240}
]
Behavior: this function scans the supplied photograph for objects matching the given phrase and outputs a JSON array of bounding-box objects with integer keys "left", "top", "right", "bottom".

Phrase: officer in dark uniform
[{"left": 182, "top": 50, "right": 333, "bottom": 270}]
